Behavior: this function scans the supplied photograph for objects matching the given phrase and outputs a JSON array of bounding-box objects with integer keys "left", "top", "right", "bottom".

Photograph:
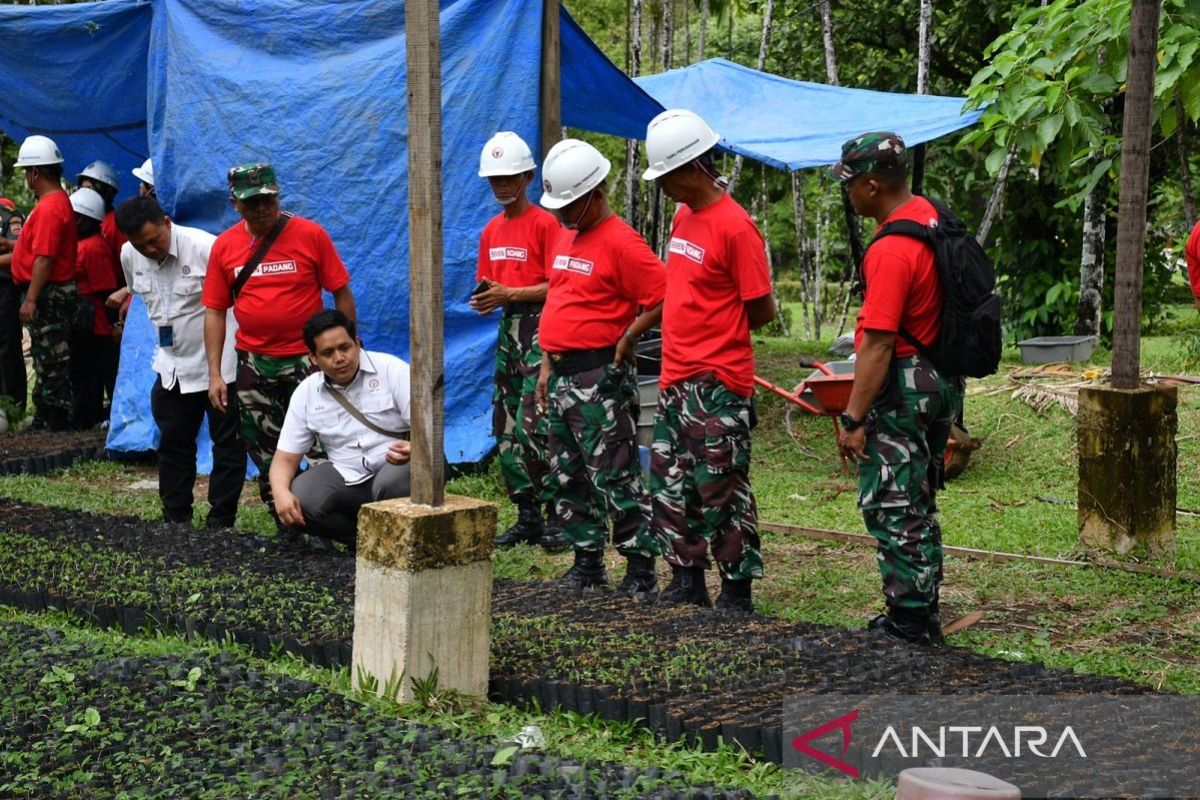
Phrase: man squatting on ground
[
  {"left": 641, "top": 110, "right": 777, "bottom": 614},
  {"left": 472, "top": 131, "right": 568, "bottom": 552},
  {"left": 833, "top": 132, "right": 964, "bottom": 646},
  {"left": 534, "top": 139, "right": 668, "bottom": 594},
  {"left": 115, "top": 196, "right": 245, "bottom": 532},
  {"left": 203, "top": 163, "right": 356, "bottom": 530},
  {"left": 8, "top": 135, "right": 79, "bottom": 432},
  {"left": 270, "top": 310, "right": 412, "bottom": 546}
]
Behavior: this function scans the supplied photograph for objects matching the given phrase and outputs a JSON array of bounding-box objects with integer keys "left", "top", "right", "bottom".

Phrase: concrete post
[
  {"left": 1077, "top": 385, "right": 1177, "bottom": 557},
  {"left": 352, "top": 495, "right": 496, "bottom": 702}
]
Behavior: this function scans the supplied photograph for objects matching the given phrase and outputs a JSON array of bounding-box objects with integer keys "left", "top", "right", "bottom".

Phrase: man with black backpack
[{"left": 832, "top": 131, "right": 983, "bottom": 647}]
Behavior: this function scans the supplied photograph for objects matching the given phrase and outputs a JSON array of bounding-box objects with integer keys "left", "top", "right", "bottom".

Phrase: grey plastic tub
[{"left": 1017, "top": 335, "right": 1097, "bottom": 364}]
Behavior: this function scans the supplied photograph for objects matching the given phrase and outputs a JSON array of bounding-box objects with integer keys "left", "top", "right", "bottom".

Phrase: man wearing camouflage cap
[
  {"left": 831, "top": 132, "right": 962, "bottom": 647},
  {"left": 203, "top": 163, "right": 356, "bottom": 529}
]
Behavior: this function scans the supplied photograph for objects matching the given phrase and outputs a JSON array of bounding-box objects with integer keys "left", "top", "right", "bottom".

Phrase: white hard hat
[
  {"left": 78, "top": 160, "right": 119, "bottom": 190},
  {"left": 641, "top": 109, "right": 721, "bottom": 181},
  {"left": 479, "top": 132, "right": 535, "bottom": 178},
  {"left": 539, "top": 139, "right": 611, "bottom": 210},
  {"left": 70, "top": 187, "right": 106, "bottom": 221},
  {"left": 132, "top": 158, "right": 154, "bottom": 186},
  {"left": 14, "top": 135, "right": 64, "bottom": 168}
]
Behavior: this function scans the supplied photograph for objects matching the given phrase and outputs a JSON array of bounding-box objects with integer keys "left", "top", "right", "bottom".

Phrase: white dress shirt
[
  {"left": 121, "top": 223, "right": 237, "bottom": 393},
  {"left": 277, "top": 350, "right": 412, "bottom": 485}
]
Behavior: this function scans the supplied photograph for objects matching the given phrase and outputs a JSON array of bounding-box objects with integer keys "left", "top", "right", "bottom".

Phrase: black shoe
[
  {"left": 557, "top": 547, "right": 609, "bottom": 592},
  {"left": 539, "top": 525, "right": 571, "bottom": 553},
  {"left": 205, "top": 517, "right": 237, "bottom": 533},
  {"left": 928, "top": 594, "right": 945, "bottom": 647},
  {"left": 867, "top": 607, "right": 932, "bottom": 646},
  {"left": 615, "top": 553, "right": 658, "bottom": 600},
  {"left": 715, "top": 578, "right": 753, "bottom": 614},
  {"left": 658, "top": 565, "right": 712, "bottom": 608},
  {"left": 494, "top": 493, "right": 544, "bottom": 547}
]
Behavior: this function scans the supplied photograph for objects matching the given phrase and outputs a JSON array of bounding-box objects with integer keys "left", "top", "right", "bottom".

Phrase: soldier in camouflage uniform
[
  {"left": 473, "top": 132, "right": 567, "bottom": 552},
  {"left": 641, "top": 109, "right": 777, "bottom": 613},
  {"left": 203, "top": 163, "right": 356, "bottom": 527},
  {"left": 535, "top": 139, "right": 667, "bottom": 594},
  {"left": 832, "top": 132, "right": 965, "bottom": 646},
  {"left": 8, "top": 136, "right": 79, "bottom": 431}
]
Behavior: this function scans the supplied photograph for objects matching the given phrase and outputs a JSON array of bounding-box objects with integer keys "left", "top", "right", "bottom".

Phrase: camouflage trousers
[
  {"left": 235, "top": 350, "right": 316, "bottom": 518},
  {"left": 650, "top": 375, "right": 762, "bottom": 581},
  {"left": 857, "top": 354, "right": 964, "bottom": 611},
  {"left": 492, "top": 310, "right": 552, "bottom": 504},
  {"left": 25, "top": 282, "right": 79, "bottom": 419},
  {"left": 547, "top": 360, "right": 660, "bottom": 555}
]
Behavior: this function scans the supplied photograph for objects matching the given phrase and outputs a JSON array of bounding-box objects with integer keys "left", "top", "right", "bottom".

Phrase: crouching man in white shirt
[{"left": 269, "top": 309, "right": 411, "bottom": 546}]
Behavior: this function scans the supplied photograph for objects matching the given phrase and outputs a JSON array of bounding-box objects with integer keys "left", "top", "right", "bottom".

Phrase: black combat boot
[
  {"left": 657, "top": 564, "right": 712, "bottom": 608},
  {"left": 615, "top": 553, "right": 658, "bottom": 600},
  {"left": 867, "top": 605, "right": 932, "bottom": 646},
  {"left": 928, "top": 592, "right": 945, "bottom": 647},
  {"left": 557, "top": 546, "right": 610, "bottom": 592},
  {"left": 493, "top": 493, "right": 544, "bottom": 547},
  {"left": 539, "top": 502, "right": 570, "bottom": 553},
  {"left": 715, "top": 577, "right": 753, "bottom": 614}
]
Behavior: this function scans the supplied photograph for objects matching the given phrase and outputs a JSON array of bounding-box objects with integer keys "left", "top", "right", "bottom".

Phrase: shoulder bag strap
[
  {"left": 230, "top": 214, "right": 290, "bottom": 301},
  {"left": 325, "top": 385, "right": 410, "bottom": 440}
]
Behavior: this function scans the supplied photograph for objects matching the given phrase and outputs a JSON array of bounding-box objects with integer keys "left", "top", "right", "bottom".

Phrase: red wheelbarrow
[{"left": 755, "top": 359, "right": 856, "bottom": 469}]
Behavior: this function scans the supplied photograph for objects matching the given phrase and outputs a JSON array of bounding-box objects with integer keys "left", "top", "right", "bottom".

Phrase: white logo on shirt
[
  {"left": 489, "top": 246, "right": 528, "bottom": 262},
  {"left": 669, "top": 237, "right": 705, "bottom": 264},
  {"left": 235, "top": 259, "right": 297, "bottom": 278},
  {"left": 552, "top": 254, "right": 594, "bottom": 276}
]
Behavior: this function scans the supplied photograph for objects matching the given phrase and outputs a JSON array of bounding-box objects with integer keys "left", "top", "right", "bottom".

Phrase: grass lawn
[{"left": 2, "top": 316, "right": 1199, "bottom": 798}]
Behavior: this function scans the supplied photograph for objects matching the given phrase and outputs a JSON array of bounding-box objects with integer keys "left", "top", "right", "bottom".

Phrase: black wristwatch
[{"left": 840, "top": 411, "right": 866, "bottom": 432}]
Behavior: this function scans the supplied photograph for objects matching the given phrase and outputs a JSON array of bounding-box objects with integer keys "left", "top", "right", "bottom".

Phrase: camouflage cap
[
  {"left": 829, "top": 132, "right": 907, "bottom": 182},
  {"left": 227, "top": 162, "right": 280, "bottom": 200}
]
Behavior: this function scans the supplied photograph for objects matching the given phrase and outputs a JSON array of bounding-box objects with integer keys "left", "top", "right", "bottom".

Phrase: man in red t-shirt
[
  {"left": 832, "top": 132, "right": 963, "bottom": 647},
  {"left": 1186, "top": 220, "right": 1200, "bottom": 309},
  {"left": 533, "top": 139, "right": 667, "bottom": 594},
  {"left": 203, "top": 162, "right": 356, "bottom": 527},
  {"left": 67, "top": 188, "right": 120, "bottom": 430},
  {"left": 472, "top": 132, "right": 566, "bottom": 552},
  {"left": 9, "top": 135, "right": 80, "bottom": 431},
  {"left": 641, "top": 110, "right": 777, "bottom": 613}
]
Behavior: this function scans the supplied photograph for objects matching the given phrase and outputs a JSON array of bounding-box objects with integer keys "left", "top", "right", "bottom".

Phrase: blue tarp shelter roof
[
  {"left": 0, "top": 0, "right": 980, "bottom": 469},
  {"left": 633, "top": 58, "right": 983, "bottom": 172}
]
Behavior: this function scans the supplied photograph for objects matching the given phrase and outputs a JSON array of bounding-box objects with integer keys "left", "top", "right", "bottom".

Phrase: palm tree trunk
[
  {"left": 820, "top": 0, "right": 838, "bottom": 86},
  {"left": 728, "top": 0, "right": 774, "bottom": 193},
  {"left": 698, "top": 0, "right": 708, "bottom": 60},
  {"left": 911, "top": 0, "right": 932, "bottom": 194},
  {"left": 1110, "top": 0, "right": 1161, "bottom": 388},
  {"left": 1179, "top": 95, "right": 1197, "bottom": 231},
  {"left": 792, "top": 172, "right": 813, "bottom": 339},
  {"left": 1074, "top": 172, "right": 1107, "bottom": 338}
]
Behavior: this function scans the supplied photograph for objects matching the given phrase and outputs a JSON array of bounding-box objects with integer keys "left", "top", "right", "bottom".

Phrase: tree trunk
[
  {"left": 625, "top": 0, "right": 644, "bottom": 231},
  {"left": 662, "top": 0, "right": 673, "bottom": 71},
  {"left": 976, "top": 145, "right": 1017, "bottom": 247},
  {"left": 812, "top": 190, "right": 824, "bottom": 339},
  {"left": 698, "top": 0, "right": 708, "bottom": 60},
  {"left": 1179, "top": 95, "right": 1197, "bottom": 231},
  {"left": 728, "top": 0, "right": 774, "bottom": 194},
  {"left": 1074, "top": 170, "right": 1106, "bottom": 338},
  {"left": 820, "top": 0, "right": 839, "bottom": 86},
  {"left": 792, "top": 172, "right": 813, "bottom": 339},
  {"left": 1110, "top": 0, "right": 1161, "bottom": 389},
  {"left": 911, "top": 0, "right": 932, "bottom": 195},
  {"left": 683, "top": 0, "right": 691, "bottom": 63}
]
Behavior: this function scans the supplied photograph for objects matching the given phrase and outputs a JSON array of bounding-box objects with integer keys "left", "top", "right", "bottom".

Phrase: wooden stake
[{"left": 405, "top": 0, "right": 445, "bottom": 506}]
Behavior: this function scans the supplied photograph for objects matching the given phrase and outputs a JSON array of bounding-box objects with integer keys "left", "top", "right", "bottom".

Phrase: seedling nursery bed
[
  {"left": 0, "top": 621, "right": 755, "bottom": 799},
  {"left": 0, "top": 499, "right": 1150, "bottom": 768},
  {"left": 0, "top": 429, "right": 108, "bottom": 475}
]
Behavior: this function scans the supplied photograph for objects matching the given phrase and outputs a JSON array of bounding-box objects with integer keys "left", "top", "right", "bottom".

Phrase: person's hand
[
  {"left": 275, "top": 489, "right": 305, "bottom": 527},
  {"left": 837, "top": 425, "right": 867, "bottom": 461},
  {"left": 106, "top": 287, "right": 130, "bottom": 309},
  {"left": 208, "top": 376, "right": 228, "bottom": 413},
  {"left": 386, "top": 439, "right": 411, "bottom": 465},
  {"left": 18, "top": 298, "right": 36, "bottom": 324},
  {"left": 0, "top": 238, "right": 13, "bottom": 254},
  {"left": 614, "top": 332, "right": 635, "bottom": 366},
  {"left": 536, "top": 361, "right": 551, "bottom": 414},
  {"left": 111, "top": 322, "right": 123, "bottom": 343},
  {"left": 468, "top": 279, "right": 509, "bottom": 315}
]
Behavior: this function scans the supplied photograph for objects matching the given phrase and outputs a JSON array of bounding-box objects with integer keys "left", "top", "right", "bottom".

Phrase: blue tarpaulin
[
  {"left": 0, "top": 1, "right": 981, "bottom": 470},
  {"left": 633, "top": 58, "right": 983, "bottom": 172}
]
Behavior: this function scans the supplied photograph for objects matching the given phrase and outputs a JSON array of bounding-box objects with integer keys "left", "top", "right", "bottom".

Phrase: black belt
[
  {"left": 504, "top": 301, "right": 543, "bottom": 316},
  {"left": 548, "top": 346, "right": 616, "bottom": 376}
]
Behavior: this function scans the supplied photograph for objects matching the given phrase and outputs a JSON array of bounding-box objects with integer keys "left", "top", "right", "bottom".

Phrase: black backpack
[{"left": 870, "top": 197, "right": 1001, "bottom": 379}]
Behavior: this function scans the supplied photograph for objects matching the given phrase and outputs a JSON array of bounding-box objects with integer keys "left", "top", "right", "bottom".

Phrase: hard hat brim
[
  {"left": 538, "top": 192, "right": 572, "bottom": 210},
  {"left": 132, "top": 167, "right": 154, "bottom": 185}
]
